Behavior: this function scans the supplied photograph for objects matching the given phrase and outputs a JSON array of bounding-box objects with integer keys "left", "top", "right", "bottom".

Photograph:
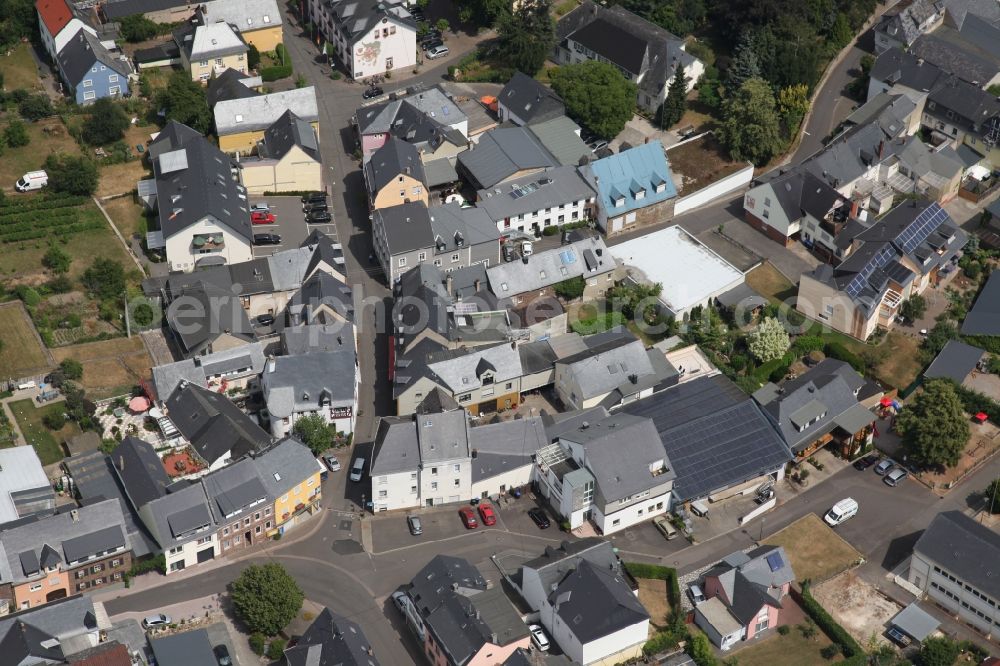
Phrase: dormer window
[
  {"left": 615, "top": 196, "right": 625, "bottom": 207},
  {"left": 655, "top": 182, "right": 665, "bottom": 193}
]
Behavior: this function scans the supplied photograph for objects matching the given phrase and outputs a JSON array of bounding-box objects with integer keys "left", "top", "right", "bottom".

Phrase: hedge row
[
  {"left": 751, "top": 350, "right": 796, "bottom": 384},
  {"left": 0, "top": 221, "right": 103, "bottom": 243},
  {"left": 824, "top": 342, "right": 865, "bottom": 372},
  {"left": 261, "top": 65, "right": 293, "bottom": 81},
  {"left": 947, "top": 379, "right": 1000, "bottom": 422},
  {"left": 800, "top": 582, "right": 864, "bottom": 657},
  {"left": 0, "top": 194, "right": 87, "bottom": 213},
  {"left": 623, "top": 562, "right": 682, "bottom": 614},
  {"left": 963, "top": 334, "right": 1000, "bottom": 355},
  {"left": 0, "top": 216, "right": 90, "bottom": 235},
  {"left": 0, "top": 209, "right": 81, "bottom": 228}
]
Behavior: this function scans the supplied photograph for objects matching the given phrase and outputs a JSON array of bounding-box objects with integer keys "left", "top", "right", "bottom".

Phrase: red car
[
  {"left": 251, "top": 211, "right": 276, "bottom": 225},
  {"left": 459, "top": 506, "right": 478, "bottom": 529},
  {"left": 477, "top": 503, "right": 497, "bottom": 526}
]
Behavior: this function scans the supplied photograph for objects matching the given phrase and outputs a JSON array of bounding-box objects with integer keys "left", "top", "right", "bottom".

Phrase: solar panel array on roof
[
  {"left": 845, "top": 245, "right": 895, "bottom": 299},
  {"left": 894, "top": 204, "right": 950, "bottom": 255},
  {"left": 559, "top": 250, "right": 577, "bottom": 265},
  {"left": 766, "top": 552, "right": 783, "bottom": 572}
]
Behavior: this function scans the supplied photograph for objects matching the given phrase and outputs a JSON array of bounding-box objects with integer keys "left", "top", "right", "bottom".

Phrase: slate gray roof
[
  {"left": 262, "top": 346, "right": 358, "bottom": 418},
  {"left": 408, "top": 554, "right": 487, "bottom": 616},
  {"left": 214, "top": 87, "right": 318, "bottom": 135},
  {"left": 417, "top": 408, "right": 470, "bottom": 464},
  {"left": 201, "top": 457, "right": 269, "bottom": 519},
  {"left": 844, "top": 93, "right": 917, "bottom": 137},
  {"left": 891, "top": 602, "right": 940, "bottom": 641},
  {"left": 370, "top": 416, "right": 420, "bottom": 475},
  {"left": 152, "top": 342, "right": 266, "bottom": 400},
  {"left": 165, "top": 382, "right": 272, "bottom": 465},
  {"left": 915, "top": 510, "right": 1000, "bottom": 600},
  {"left": 706, "top": 546, "right": 793, "bottom": 625},
  {"left": 802, "top": 121, "right": 893, "bottom": 189},
  {"left": 871, "top": 47, "right": 948, "bottom": 94},
  {"left": 924, "top": 339, "right": 985, "bottom": 383},
  {"left": 761, "top": 166, "right": 846, "bottom": 228},
  {"left": 487, "top": 235, "right": 614, "bottom": 298},
  {"left": 876, "top": 0, "right": 943, "bottom": 46},
  {"left": 284, "top": 608, "right": 380, "bottom": 666},
  {"left": 375, "top": 201, "right": 434, "bottom": 255},
  {"left": 424, "top": 585, "right": 528, "bottom": 664},
  {"left": 457, "top": 126, "right": 557, "bottom": 190},
  {"left": 962, "top": 270, "right": 1000, "bottom": 335},
  {"left": 0, "top": 596, "right": 101, "bottom": 662},
  {"left": 424, "top": 157, "right": 460, "bottom": 187},
  {"left": 63, "top": 450, "right": 158, "bottom": 558},
  {"left": 499, "top": 72, "right": 565, "bottom": 125},
  {"left": 476, "top": 166, "right": 595, "bottom": 224},
  {"left": 428, "top": 342, "right": 524, "bottom": 393},
  {"left": 355, "top": 86, "right": 467, "bottom": 149},
  {"left": 910, "top": 29, "right": 1000, "bottom": 86},
  {"left": 140, "top": 479, "right": 213, "bottom": 549},
  {"left": 470, "top": 417, "right": 547, "bottom": 483},
  {"left": 0, "top": 499, "right": 129, "bottom": 585},
  {"left": 895, "top": 135, "right": 964, "bottom": 181},
  {"left": 249, "top": 437, "right": 320, "bottom": 500},
  {"left": 945, "top": 0, "right": 1000, "bottom": 30},
  {"left": 428, "top": 201, "right": 501, "bottom": 253},
  {"left": 150, "top": 628, "right": 216, "bottom": 666},
  {"left": 57, "top": 27, "right": 130, "bottom": 88},
  {"left": 150, "top": 121, "right": 251, "bottom": 242},
  {"left": 102, "top": 0, "right": 188, "bottom": 19},
  {"left": 207, "top": 68, "right": 260, "bottom": 106},
  {"left": 527, "top": 116, "right": 591, "bottom": 167},
  {"left": 165, "top": 280, "right": 256, "bottom": 356},
  {"left": 556, "top": 329, "right": 655, "bottom": 402},
  {"left": 925, "top": 76, "right": 1000, "bottom": 137},
  {"left": 752, "top": 359, "right": 873, "bottom": 453},
  {"left": 364, "top": 136, "right": 426, "bottom": 195},
  {"left": 179, "top": 21, "right": 247, "bottom": 62},
  {"left": 109, "top": 436, "right": 171, "bottom": 509},
  {"left": 321, "top": 0, "right": 416, "bottom": 43},
  {"left": 259, "top": 109, "right": 319, "bottom": 161},
  {"left": 549, "top": 559, "right": 649, "bottom": 643},
  {"left": 557, "top": 0, "right": 698, "bottom": 99},
  {"left": 200, "top": 0, "right": 282, "bottom": 33},
  {"left": 558, "top": 412, "right": 672, "bottom": 503},
  {"left": 282, "top": 323, "right": 354, "bottom": 355},
  {"left": 619, "top": 375, "right": 792, "bottom": 501},
  {"left": 285, "top": 266, "right": 354, "bottom": 325},
  {"left": 957, "top": 12, "right": 1000, "bottom": 59}
]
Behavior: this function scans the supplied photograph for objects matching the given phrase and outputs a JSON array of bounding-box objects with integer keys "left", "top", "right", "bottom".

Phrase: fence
[{"left": 673, "top": 164, "right": 754, "bottom": 216}]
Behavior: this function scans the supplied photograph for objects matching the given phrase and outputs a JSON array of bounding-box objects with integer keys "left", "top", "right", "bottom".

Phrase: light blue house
[
  {"left": 583, "top": 140, "right": 677, "bottom": 236},
  {"left": 56, "top": 27, "right": 130, "bottom": 104}
]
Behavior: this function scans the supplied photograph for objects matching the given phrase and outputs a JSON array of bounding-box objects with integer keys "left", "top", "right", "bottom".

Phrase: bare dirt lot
[
  {"left": 51, "top": 337, "right": 153, "bottom": 399},
  {"left": 764, "top": 514, "right": 863, "bottom": 584},
  {"left": 637, "top": 578, "right": 670, "bottom": 632},
  {"left": 812, "top": 571, "right": 902, "bottom": 647}
]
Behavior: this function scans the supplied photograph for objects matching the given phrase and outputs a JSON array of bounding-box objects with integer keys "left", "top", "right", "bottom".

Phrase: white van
[
  {"left": 824, "top": 498, "right": 858, "bottom": 526},
  {"left": 15, "top": 170, "right": 48, "bottom": 192},
  {"left": 349, "top": 457, "right": 366, "bottom": 482}
]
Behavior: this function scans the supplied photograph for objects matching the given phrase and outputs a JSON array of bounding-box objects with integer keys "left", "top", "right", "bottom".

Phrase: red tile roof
[{"left": 36, "top": 0, "right": 73, "bottom": 38}]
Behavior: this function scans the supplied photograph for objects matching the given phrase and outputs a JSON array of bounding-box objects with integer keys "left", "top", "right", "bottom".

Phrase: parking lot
[{"left": 250, "top": 194, "right": 338, "bottom": 258}]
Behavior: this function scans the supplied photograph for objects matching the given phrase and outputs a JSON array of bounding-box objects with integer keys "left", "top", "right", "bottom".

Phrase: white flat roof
[
  {"left": 610, "top": 225, "right": 744, "bottom": 315},
  {"left": 0, "top": 447, "right": 50, "bottom": 524}
]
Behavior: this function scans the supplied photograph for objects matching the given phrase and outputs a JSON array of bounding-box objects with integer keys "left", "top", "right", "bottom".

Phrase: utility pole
[{"left": 123, "top": 293, "right": 131, "bottom": 338}]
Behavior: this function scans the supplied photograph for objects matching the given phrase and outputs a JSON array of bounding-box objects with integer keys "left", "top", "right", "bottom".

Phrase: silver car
[
  {"left": 426, "top": 45, "right": 449, "bottom": 59},
  {"left": 884, "top": 467, "right": 908, "bottom": 487},
  {"left": 142, "top": 613, "right": 171, "bottom": 628}
]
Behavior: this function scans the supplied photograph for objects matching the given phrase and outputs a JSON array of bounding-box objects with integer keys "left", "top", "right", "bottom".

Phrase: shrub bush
[
  {"left": 15, "top": 285, "right": 41, "bottom": 306},
  {"left": 43, "top": 411, "right": 65, "bottom": 430},
  {"left": 777, "top": 624, "right": 790, "bottom": 635},
  {"left": 800, "top": 583, "right": 863, "bottom": 657},
  {"left": 249, "top": 632, "right": 266, "bottom": 655},
  {"left": 792, "top": 335, "right": 824, "bottom": 354},
  {"left": 261, "top": 65, "right": 293, "bottom": 81},
  {"left": 823, "top": 342, "right": 865, "bottom": 373},
  {"left": 266, "top": 638, "right": 287, "bottom": 660},
  {"left": 820, "top": 644, "right": 840, "bottom": 660}
]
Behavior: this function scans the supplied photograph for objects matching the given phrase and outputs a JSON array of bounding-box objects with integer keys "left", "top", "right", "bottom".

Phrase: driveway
[
  {"left": 250, "top": 195, "right": 337, "bottom": 258},
  {"left": 702, "top": 218, "right": 820, "bottom": 282}
]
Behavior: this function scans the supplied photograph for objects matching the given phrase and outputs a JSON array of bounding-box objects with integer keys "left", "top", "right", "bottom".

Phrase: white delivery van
[
  {"left": 824, "top": 498, "right": 859, "bottom": 526},
  {"left": 15, "top": 171, "right": 48, "bottom": 192}
]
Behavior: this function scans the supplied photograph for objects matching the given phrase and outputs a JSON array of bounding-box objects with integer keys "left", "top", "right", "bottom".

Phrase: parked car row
[{"left": 302, "top": 191, "right": 332, "bottom": 224}]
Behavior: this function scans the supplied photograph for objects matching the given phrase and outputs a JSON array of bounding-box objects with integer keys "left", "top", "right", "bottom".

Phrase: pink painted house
[
  {"left": 353, "top": 86, "right": 469, "bottom": 162},
  {"left": 694, "top": 546, "right": 796, "bottom": 650}
]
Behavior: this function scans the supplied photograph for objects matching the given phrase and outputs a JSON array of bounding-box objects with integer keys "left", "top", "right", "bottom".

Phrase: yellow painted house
[
  {"left": 214, "top": 86, "right": 319, "bottom": 154},
  {"left": 240, "top": 109, "right": 323, "bottom": 193},
  {"left": 363, "top": 136, "right": 429, "bottom": 210},
  {"left": 176, "top": 21, "right": 249, "bottom": 83},
  {"left": 199, "top": 0, "right": 284, "bottom": 52},
  {"left": 252, "top": 438, "right": 323, "bottom": 535}
]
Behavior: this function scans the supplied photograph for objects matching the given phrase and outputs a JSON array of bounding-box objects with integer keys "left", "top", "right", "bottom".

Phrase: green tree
[
  {"left": 292, "top": 414, "right": 335, "bottom": 456},
  {"left": 82, "top": 98, "right": 130, "bottom": 145},
  {"left": 718, "top": 77, "right": 784, "bottom": 165},
  {"left": 43, "top": 411, "right": 66, "bottom": 430},
  {"left": 81, "top": 258, "right": 126, "bottom": 301},
  {"left": 746, "top": 316, "right": 790, "bottom": 362},
  {"left": 18, "top": 94, "right": 53, "bottom": 121},
  {"left": 659, "top": 62, "right": 688, "bottom": 129},
  {"left": 896, "top": 379, "right": 970, "bottom": 469},
  {"left": 15, "top": 285, "right": 41, "bottom": 306},
  {"left": 726, "top": 34, "right": 761, "bottom": 92},
  {"left": 922, "top": 320, "right": 958, "bottom": 357},
  {"left": 265, "top": 638, "right": 287, "bottom": 660},
  {"left": 917, "top": 636, "right": 960, "bottom": 666},
  {"left": 248, "top": 44, "right": 261, "bottom": 70},
  {"left": 989, "top": 84, "right": 1000, "bottom": 97},
  {"left": 550, "top": 61, "right": 638, "bottom": 139},
  {"left": 42, "top": 244, "right": 72, "bottom": 274},
  {"left": 829, "top": 12, "right": 853, "bottom": 48},
  {"left": 607, "top": 282, "right": 662, "bottom": 320},
  {"left": 59, "top": 358, "right": 84, "bottom": 381},
  {"left": 230, "top": 563, "right": 304, "bottom": 636},
  {"left": 777, "top": 83, "right": 809, "bottom": 133},
  {"left": 132, "top": 302, "right": 155, "bottom": 327},
  {"left": 44, "top": 154, "right": 99, "bottom": 195},
  {"left": 553, "top": 276, "right": 586, "bottom": 300},
  {"left": 696, "top": 64, "right": 723, "bottom": 110},
  {"left": 119, "top": 14, "right": 159, "bottom": 42},
  {"left": 0, "top": 0, "right": 39, "bottom": 48},
  {"left": 899, "top": 294, "right": 926, "bottom": 321},
  {"left": 689, "top": 632, "right": 717, "bottom": 666},
  {"left": 157, "top": 71, "right": 212, "bottom": 134},
  {"left": 4, "top": 120, "right": 29, "bottom": 148},
  {"left": 984, "top": 477, "right": 1000, "bottom": 514},
  {"left": 496, "top": 0, "right": 556, "bottom": 76},
  {"left": 436, "top": 18, "right": 450, "bottom": 32}
]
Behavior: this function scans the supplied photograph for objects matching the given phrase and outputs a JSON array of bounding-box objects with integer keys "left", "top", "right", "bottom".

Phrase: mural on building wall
[{"left": 356, "top": 40, "right": 381, "bottom": 67}]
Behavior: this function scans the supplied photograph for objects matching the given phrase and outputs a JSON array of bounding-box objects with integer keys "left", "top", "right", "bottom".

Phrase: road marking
[{"left": 803, "top": 131, "right": 811, "bottom": 136}]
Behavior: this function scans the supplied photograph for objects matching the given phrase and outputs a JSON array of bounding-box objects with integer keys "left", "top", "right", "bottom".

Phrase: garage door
[{"left": 197, "top": 547, "right": 215, "bottom": 563}]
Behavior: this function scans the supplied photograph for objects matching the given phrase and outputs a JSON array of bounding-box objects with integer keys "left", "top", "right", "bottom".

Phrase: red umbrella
[
  {"left": 879, "top": 397, "right": 893, "bottom": 407},
  {"left": 974, "top": 412, "right": 989, "bottom": 423},
  {"left": 129, "top": 396, "right": 150, "bottom": 413}
]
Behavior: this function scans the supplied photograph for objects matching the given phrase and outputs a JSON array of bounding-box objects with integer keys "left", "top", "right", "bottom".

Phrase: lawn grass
[
  {"left": 731, "top": 624, "right": 841, "bottom": 666},
  {"left": 0, "top": 43, "right": 43, "bottom": 91},
  {"left": 552, "top": 0, "right": 579, "bottom": 16},
  {"left": 764, "top": 514, "right": 862, "bottom": 584},
  {"left": 0, "top": 302, "right": 51, "bottom": 377},
  {"left": 0, "top": 117, "right": 82, "bottom": 189},
  {"left": 101, "top": 196, "right": 148, "bottom": 240},
  {"left": 51, "top": 337, "right": 152, "bottom": 399},
  {"left": 8, "top": 398, "right": 79, "bottom": 465},
  {"left": 3, "top": 202, "right": 136, "bottom": 282},
  {"left": 874, "top": 330, "right": 923, "bottom": 390},
  {"left": 747, "top": 262, "right": 798, "bottom": 305}
]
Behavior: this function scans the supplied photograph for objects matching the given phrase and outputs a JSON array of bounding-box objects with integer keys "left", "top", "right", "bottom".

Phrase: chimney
[
  {"left": 70, "top": 509, "right": 79, "bottom": 522},
  {"left": 118, "top": 455, "right": 124, "bottom": 472},
  {"left": 446, "top": 273, "right": 454, "bottom": 296},
  {"left": 850, "top": 199, "right": 859, "bottom": 218},
  {"left": 474, "top": 278, "right": 481, "bottom": 292},
  {"left": 877, "top": 140, "right": 884, "bottom": 159},
  {"left": 267, "top": 358, "right": 276, "bottom": 373}
]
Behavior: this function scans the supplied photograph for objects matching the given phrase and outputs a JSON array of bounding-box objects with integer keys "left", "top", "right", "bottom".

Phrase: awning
[
  {"left": 891, "top": 603, "right": 940, "bottom": 642},
  {"left": 835, "top": 403, "right": 877, "bottom": 435}
]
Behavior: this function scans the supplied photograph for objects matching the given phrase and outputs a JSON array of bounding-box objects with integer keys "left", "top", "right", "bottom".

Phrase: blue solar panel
[
  {"left": 894, "top": 204, "right": 949, "bottom": 255},
  {"left": 559, "top": 250, "right": 577, "bottom": 265},
  {"left": 766, "top": 552, "right": 783, "bottom": 572}
]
